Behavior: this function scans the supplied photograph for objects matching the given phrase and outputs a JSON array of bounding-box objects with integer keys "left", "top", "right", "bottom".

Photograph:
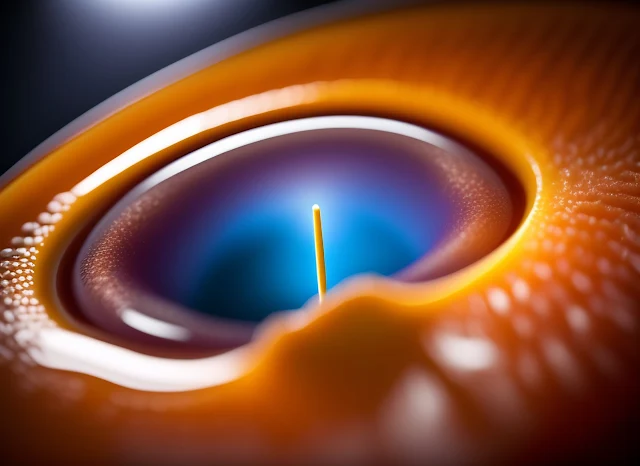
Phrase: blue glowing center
[{"left": 134, "top": 129, "right": 453, "bottom": 322}]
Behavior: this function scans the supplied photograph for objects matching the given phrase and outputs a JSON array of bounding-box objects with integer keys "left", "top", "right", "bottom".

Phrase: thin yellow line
[{"left": 313, "top": 204, "right": 327, "bottom": 302}]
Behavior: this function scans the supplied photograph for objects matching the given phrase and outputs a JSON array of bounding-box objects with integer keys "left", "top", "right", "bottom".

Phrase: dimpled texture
[
  {"left": 0, "top": 2, "right": 639, "bottom": 465},
  {"left": 73, "top": 126, "right": 512, "bottom": 350}
]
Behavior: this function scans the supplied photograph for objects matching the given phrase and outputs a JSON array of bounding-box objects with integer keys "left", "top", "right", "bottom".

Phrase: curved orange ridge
[{"left": 0, "top": 2, "right": 638, "bottom": 464}]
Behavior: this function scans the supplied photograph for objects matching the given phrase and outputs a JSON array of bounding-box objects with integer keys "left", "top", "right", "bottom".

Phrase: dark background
[{"left": 1, "top": 0, "right": 338, "bottom": 176}]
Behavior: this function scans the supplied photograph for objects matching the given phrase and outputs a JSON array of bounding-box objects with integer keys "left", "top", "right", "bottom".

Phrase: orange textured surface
[{"left": 0, "top": 2, "right": 638, "bottom": 464}]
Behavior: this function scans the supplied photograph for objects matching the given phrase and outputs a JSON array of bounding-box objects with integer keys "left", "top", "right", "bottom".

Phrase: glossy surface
[
  {"left": 0, "top": 1, "right": 638, "bottom": 464},
  {"left": 73, "top": 118, "right": 512, "bottom": 350}
]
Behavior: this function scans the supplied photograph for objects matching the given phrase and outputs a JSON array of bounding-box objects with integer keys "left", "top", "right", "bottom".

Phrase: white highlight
[
  {"left": 7, "top": 113, "right": 473, "bottom": 393},
  {"left": 533, "top": 262, "right": 552, "bottom": 280},
  {"left": 566, "top": 305, "right": 590, "bottom": 334},
  {"left": 121, "top": 308, "right": 191, "bottom": 341},
  {"left": 133, "top": 115, "right": 467, "bottom": 193},
  {"left": 432, "top": 333, "right": 498, "bottom": 371},
  {"left": 28, "top": 328, "right": 247, "bottom": 392},
  {"left": 70, "top": 86, "right": 318, "bottom": 197},
  {"left": 379, "top": 367, "right": 458, "bottom": 464},
  {"left": 72, "top": 108, "right": 466, "bottom": 198},
  {"left": 71, "top": 115, "right": 205, "bottom": 196},
  {"left": 487, "top": 287, "right": 510, "bottom": 315},
  {"left": 511, "top": 279, "right": 530, "bottom": 302}
]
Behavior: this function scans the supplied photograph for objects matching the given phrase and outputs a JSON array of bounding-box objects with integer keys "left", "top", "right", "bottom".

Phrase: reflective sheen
[
  {"left": 72, "top": 117, "right": 513, "bottom": 349},
  {"left": 0, "top": 2, "right": 638, "bottom": 464}
]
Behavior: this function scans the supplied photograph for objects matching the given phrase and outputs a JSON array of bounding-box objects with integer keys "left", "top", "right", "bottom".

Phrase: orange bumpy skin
[{"left": 0, "top": 2, "right": 638, "bottom": 464}]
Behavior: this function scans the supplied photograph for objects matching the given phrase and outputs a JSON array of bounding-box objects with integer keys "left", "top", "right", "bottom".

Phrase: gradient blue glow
[{"left": 131, "top": 129, "right": 453, "bottom": 322}]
